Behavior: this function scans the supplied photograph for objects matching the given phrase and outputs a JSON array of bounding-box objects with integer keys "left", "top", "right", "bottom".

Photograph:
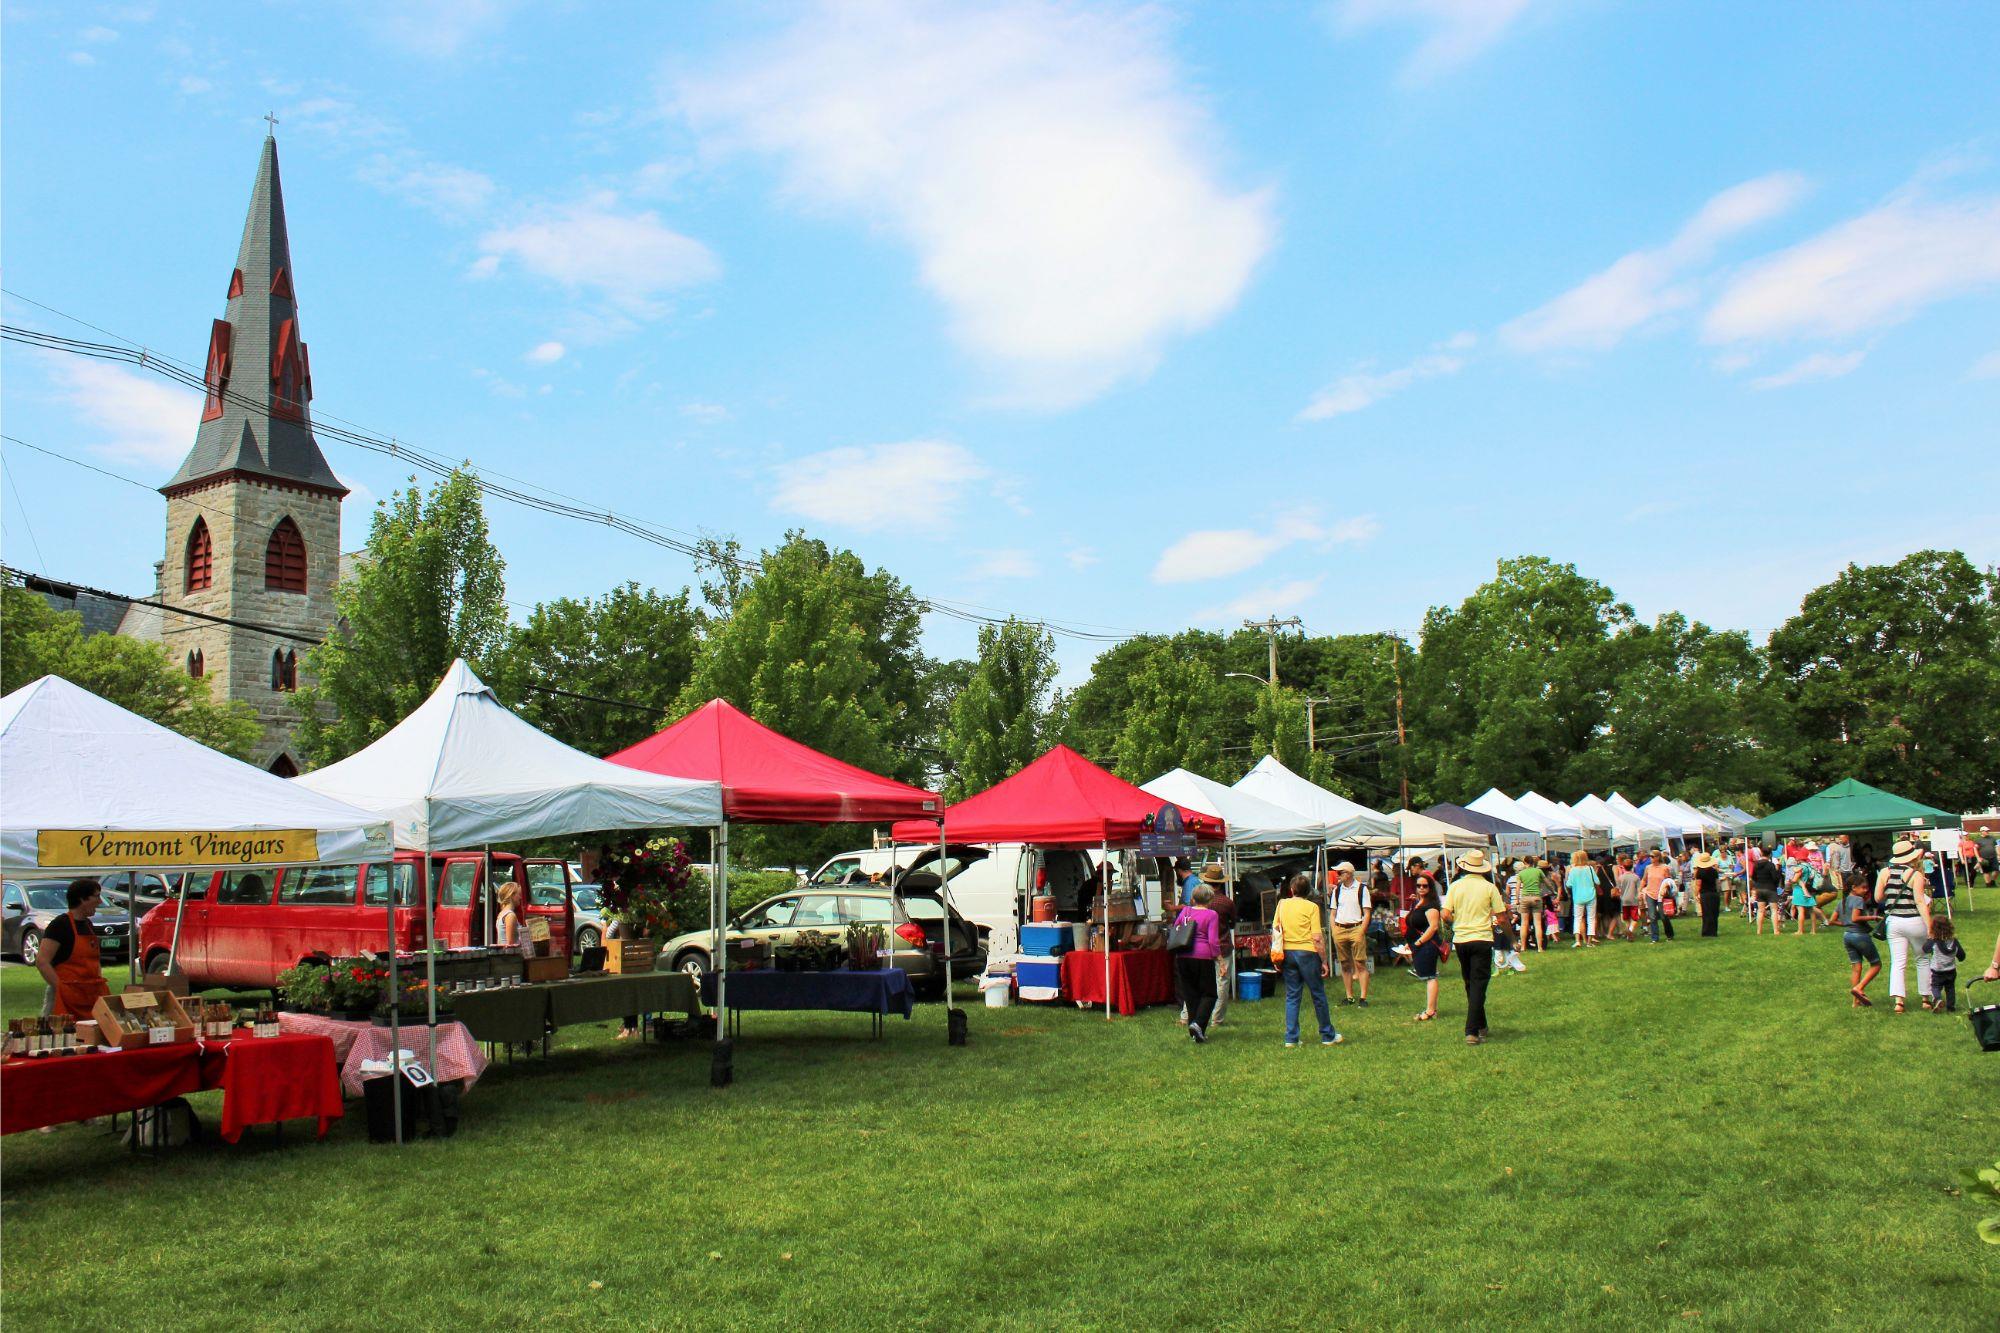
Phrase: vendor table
[
  {"left": 0, "top": 1033, "right": 343, "bottom": 1143},
  {"left": 451, "top": 973, "right": 701, "bottom": 1045},
  {"left": 1060, "top": 949, "right": 1175, "bottom": 1016},
  {"left": 700, "top": 968, "right": 913, "bottom": 1037},
  {"left": 277, "top": 1014, "right": 487, "bottom": 1099}
]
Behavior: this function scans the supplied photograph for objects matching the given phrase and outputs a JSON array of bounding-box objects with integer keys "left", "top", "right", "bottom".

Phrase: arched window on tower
[
  {"left": 265, "top": 517, "right": 307, "bottom": 592},
  {"left": 187, "top": 648, "right": 204, "bottom": 679},
  {"left": 270, "top": 649, "right": 298, "bottom": 692},
  {"left": 185, "top": 519, "right": 213, "bottom": 592}
]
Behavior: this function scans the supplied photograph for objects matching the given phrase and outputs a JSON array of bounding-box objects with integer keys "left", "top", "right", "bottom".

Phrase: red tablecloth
[
  {"left": 278, "top": 1013, "right": 486, "bottom": 1097},
  {"left": 0, "top": 1033, "right": 341, "bottom": 1141},
  {"left": 1059, "top": 949, "right": 1176, "bottom": 1016}
]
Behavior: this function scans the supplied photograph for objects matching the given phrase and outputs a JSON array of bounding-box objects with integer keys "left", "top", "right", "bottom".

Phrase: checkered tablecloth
[{"left": 277, "top": 1013, "right": 487, "bottom": 1097}]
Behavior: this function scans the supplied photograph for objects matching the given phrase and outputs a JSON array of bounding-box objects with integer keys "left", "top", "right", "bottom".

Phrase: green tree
[
  {"left": 939, "top": 618, "right": 1056, "bottom": 799},
  {"left": 1766, "top": 550, "right": 1999, "bottom": 812},
  {"left": 680, "top": 532, "right": 928, "bottom": 867},
  {"left": 487, "top": 583, "right": 704, "bottom": 756},
  {"left": 292, "top": 469, "right": 507, "bottom": 766},
  {"left": 1058, "top": 630, "right": 1241, "bottom": 764},
  {"left": 0, "top": 586, "right": 261, "bottom": 758},
  {"left": 1579, "top": 613, "right": 1791, "bottom": 806},
  {"left": 1111, "top": 644, "right": 1233, "bottom": 781},
  {"left": 1407, "top": 556, "right": 1631, "bottom": 803}
]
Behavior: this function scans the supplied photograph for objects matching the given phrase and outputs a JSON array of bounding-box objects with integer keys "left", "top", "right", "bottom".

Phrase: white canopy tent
[
  {"left": 1469, "top": 789, "right": 1567, "bottom": 842},
  {"left": 1644, "top": 795, "right": 1721, "bottom": 839},
  {"left": 1572, "top": 794, "right": 1666, "bottom": 849},
  {"left": 0, "top": 675, "right": 393, "bottom": 875},
  {"left": 1700, "top": 805, "right": 1750, "bottom": 836},
  {"left": 1232, "top": 756, "right": 1399, "bottom": 845},
  {"left": 1142, "top": 768, "right": 1325, "bottom": 847},
  {"left": 1607, "top": 792, "right": 1684, "bottom": 848},
  {"left": 295, "top": 660, "right": 724, "bottom": 1124},
  {"left": 0, "top": 674, "right": 394, "bottom": 991},
  {"left": 1361, "top": 808, "right": 1490, "bottom": 852},
  {"left": 1517, "top": 791, "right": 1606, "bottom": 848}
]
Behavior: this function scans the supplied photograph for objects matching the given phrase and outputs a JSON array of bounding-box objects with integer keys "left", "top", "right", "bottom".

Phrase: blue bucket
[{"left": 1236, "top": 970, "right": 1264, "bottom": 1002}]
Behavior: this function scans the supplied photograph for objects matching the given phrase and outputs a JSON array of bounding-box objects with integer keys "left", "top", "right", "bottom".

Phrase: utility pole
[
  {"left": 1242, "top": 616, "right": 1301, "bottom": 691},
  {"left": 1391, "top": 637, "right": 1409, "bottom": 809},
  {"left": 1305, "top": 696, "right": 1330, "bottom": 752}
]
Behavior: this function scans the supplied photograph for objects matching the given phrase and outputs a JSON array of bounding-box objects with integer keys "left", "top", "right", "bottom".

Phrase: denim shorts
[
  {"left": 1410, "top": 942, "right": 1441, "bottom": 981},
  {"left": 1842, "top": 930, "right": 1880, "bottom": 965}
]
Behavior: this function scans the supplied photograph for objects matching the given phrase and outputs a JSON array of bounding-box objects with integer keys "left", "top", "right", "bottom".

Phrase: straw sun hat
[
  {"left": 1891, "top": 838, "right": 1923, "bottom": 865},
  {"left": 1456, "top": 849, "right": 1493, "bottom": 874},
  {"left": 1198, "top": 862, "right": 1228, "bottom": 885}
]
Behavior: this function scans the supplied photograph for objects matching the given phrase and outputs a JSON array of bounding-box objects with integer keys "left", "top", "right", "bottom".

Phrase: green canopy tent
[{"left": 1746, "top": 778, "right": 1954, "bottom": 838}]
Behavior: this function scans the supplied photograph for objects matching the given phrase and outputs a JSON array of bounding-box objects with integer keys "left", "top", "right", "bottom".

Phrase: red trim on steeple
[
  {"left": 272, "top": 318, "right": 305, "bottom": 421},
  {"left": 228, "top": 268, "right": 244, "bottom": 298},
  {"left": 201, "top": 320, "right": 233, "bottom": 422},
  {"left": 270, "top": 266, "right": 293, "bottom": 299}
]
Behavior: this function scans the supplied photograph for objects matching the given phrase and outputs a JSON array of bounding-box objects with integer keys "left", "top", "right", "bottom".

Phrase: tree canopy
[{"left": 939, "top": 618, "right": 1057, "bottom": 800}]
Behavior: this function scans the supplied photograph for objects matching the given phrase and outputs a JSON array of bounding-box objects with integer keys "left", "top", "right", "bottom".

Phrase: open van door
[
  {"left": 431, "top": 856, "right": 486, "bottom": 949},
  {"left": 521, "top": 858, "right": 575, "bottom": 956}
]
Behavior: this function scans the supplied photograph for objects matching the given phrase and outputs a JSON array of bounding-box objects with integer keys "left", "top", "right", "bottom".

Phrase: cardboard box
[
  {"left": 1089, "top": 892, "right": 1141, "bottom": 923},
  {"left": 140, "top": 969, "right": 191, "bottom": 997},
  {"left": 93, "top": 990, "right": 194, "bottom": 1050},
  {"left": 606, "top": 939, "right": 655, "bottom": 974},
  {"left": 523, "top": 956, "right": 569, "bottom": 983}
]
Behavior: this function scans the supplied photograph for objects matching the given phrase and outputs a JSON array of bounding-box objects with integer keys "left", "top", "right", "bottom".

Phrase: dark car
[{"left": 3, "top": 879, "right": 133, "bottom": 967}]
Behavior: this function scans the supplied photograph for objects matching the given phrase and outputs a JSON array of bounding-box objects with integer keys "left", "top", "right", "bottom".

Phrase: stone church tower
[{"left": 157, "top": 133, "right": 345, "bottom": 775}]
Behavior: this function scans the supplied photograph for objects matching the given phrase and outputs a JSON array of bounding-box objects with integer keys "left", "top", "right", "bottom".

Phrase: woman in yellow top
[
  {"left": 1442, "top": 850, "right": 1507, "bottom": 1046},
  {"left": 1272, "top": 873, "right": 1342, "bottom": 1048}
]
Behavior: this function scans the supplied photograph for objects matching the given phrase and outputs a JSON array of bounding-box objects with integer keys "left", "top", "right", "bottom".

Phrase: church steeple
[{"left": 163, "top": 133, "right": 345, "bottom": 500}]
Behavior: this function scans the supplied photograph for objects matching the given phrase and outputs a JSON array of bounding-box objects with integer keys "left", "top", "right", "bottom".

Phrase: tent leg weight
[
  {"left": 946, "top": 1007, "right": 968, "bottom": 1046},
  {"left": 709, "top": 1039, "right": 735, "bottom": 1088}
]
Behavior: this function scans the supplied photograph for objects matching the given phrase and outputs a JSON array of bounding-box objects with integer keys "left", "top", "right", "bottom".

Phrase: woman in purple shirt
[{"left": 1173, "top": 885, "right": 1223, "bottom": 1043}]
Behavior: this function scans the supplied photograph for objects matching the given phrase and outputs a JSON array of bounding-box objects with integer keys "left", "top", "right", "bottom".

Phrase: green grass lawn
[{"left": 5, "top": 906, "right": 1998, "bottom": 1331}]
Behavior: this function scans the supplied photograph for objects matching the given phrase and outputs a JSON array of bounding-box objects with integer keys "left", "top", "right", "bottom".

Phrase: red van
[{"left": 137, "top": 851, "right": 574, "bottom": 990}]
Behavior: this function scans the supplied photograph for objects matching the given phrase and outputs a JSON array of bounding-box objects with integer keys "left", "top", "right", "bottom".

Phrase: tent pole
[
  {"left": 715, "top": 822, "right": 730, "bottom": 1045},
  {"left": 483, "top": 845, "right": 493, "bottom": 949},
  {"left": 165, "top": 870, "right": 192, "bottom": 976},
  {"left": 424, "top": 854, "right": 437, "bottom": 1075},
  {"left": 937, "top": 820, "right": 957, "bottom": 1032},
  {"left": 388, "top": 864, "right": 403, "bottom": 1146},
  {"left": 1101, "top": 840, "right": 1111, "bottom": 1022}
]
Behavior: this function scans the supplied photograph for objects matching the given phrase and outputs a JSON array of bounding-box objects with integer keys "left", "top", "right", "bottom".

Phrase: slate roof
[{"left": 163, "top": 136, "right": 345, "bottom": 498}]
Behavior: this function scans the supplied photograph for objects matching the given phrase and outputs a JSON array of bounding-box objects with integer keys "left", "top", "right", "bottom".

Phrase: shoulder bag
[{"left": 1165, "top": 911, "right": 1197, "bottom": 954}]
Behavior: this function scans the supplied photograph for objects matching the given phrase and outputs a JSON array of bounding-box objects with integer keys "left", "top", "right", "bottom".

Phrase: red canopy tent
[
  {"left": 607, "top": 701, "right": 950, "bottom": 1066},
  {"left": 890, "top": 745, "right": 1220, "bottom": 847},
  {"left": 891, "top": 746, "right": 1224, "bottom": 1022},
  {"left": 608, "top": 699, "right": 942, "bottom": 823}
]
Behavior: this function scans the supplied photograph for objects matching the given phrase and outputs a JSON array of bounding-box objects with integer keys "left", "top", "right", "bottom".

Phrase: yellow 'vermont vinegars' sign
[{"left": 35, "top": 830, "right": 320, "bottom": 867}]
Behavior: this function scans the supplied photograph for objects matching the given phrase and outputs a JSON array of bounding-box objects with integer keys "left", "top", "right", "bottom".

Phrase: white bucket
[{"left": 978, "top": 973, "right": 1012, "bottom": 1008}]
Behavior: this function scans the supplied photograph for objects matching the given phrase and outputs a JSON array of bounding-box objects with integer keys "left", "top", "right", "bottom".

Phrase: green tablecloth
[{"left": 451, "top": 973, "right": 700, "bottom": 1044}]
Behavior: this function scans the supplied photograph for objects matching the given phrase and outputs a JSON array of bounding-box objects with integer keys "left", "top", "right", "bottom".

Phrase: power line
[{"left": 3, "top": 299, "right": 1147, "bottom": 645}]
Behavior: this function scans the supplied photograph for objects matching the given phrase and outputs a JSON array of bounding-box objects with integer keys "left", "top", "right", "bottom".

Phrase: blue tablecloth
[{"left": 702, "top": 968, "right": 914, "bottom": 1019}]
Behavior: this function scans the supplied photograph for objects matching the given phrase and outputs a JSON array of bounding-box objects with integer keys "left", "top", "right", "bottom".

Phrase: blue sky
[{"left": 4, "top": 1, "right": 1996, "bottom": 683}]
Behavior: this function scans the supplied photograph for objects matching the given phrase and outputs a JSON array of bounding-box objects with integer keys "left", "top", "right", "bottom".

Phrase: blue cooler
[
  {"left": 1019, "top": 923, "right": 1071, "bottom": 956},
  {"left": 1236, "top": 970, "right": 1264, "bottom": 1002},
  {"left": 1014, "top": 955, "right": 1063, "bottom": 1001}
]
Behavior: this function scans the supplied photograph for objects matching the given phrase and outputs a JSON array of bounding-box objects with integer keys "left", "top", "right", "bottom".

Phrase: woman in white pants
[{"left": 1875, "top": 839, "right": 1933, "bottom": 1015}]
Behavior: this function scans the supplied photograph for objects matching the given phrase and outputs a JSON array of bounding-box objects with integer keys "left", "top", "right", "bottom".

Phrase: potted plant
[
  {"left": 275, "top": 960, "right": 334, "bottom": 1014},
  {"left": 845, "top": 922, "right": 886, "bottom": 970},
  {"left": 329, "top": 957, "right": 389, "bottom": 1019}
]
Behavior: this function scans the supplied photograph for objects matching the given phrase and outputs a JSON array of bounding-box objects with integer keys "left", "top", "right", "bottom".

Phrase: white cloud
[
  {"left": 1298, "top": 345, "right": 1468, "bottom": 421},
  {"left": 1749, "top": 350, "right": 1865, "bottom": 390},
  {"left": 524, "top": 340, "right": 566, "bottom": 365},
  {"left": 353, "top": 0, "right": 516, "bottom": 58},
  {"left": 678, "top": 0, "right": 1273, "bottom": 407},
  {"left": 1503, "top": 172, "right": 1808, "bottom": 353},
  {"left": 68, "top": 51, "right": 96, "bottom": 66},
  {"left": 282, "top": 95, "right": 398, "bottom": 146},
  {"left": 770, "top": 440, "right": 991, "bottom": 532},
  {"left": 358, "top": 154, "right": 496, "bottom": 220},
  {"left": 967, "top": 549, "right": 1039, "bottom": 579},
  {"left": 1705, "top": 193, "right": 2000, "bottom": 343},
  {"left": 1969, "top": 349, "right": 2000, "bottom": 380},
  {"left": 177, "top": 75, "right": 212, "bottom": 94},
  {"left": 1063, "top": 546, "right": 1100, "bottom": 571},
  {"left": 1332, "top": 0, "right": 1535, "bottom": 79},
  {"left": 41, "top": 356, "right": 198, "bottom": 468},
  {"left": 1195, "top": 578, "right": 1324, "bottom": 626},
  {"left": 81, "top": 25, "right": 118, "bottom": 42},
  {"left": 1153, "top": 510, "right": 1375, "bottom": 583},
  {"left": 476, "top": 194, "right": 719, "bottom": 318},
  {"left": 680, "top": 401, "right": 731, "bottom": 424}
]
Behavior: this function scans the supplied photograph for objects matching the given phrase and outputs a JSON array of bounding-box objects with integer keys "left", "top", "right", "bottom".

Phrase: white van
[{"left": 808, "top": 844, "right": 1104, "bottom": 939}]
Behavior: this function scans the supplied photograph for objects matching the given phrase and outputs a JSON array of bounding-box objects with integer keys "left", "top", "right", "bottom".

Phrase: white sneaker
[{"left": 1510, "top": 956, "right": 1528, "bottom": 973}]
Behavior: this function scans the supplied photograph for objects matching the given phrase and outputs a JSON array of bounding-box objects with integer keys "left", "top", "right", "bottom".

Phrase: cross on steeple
[{"left": 263, "top": 110, "right": 279, "bottom": 136}]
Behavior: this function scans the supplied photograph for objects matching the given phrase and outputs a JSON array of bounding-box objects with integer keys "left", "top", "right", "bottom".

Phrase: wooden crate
[
  {"left": 606, "top": 939, "right": 655, "bottom": 974},
  {"left": 523, "top": 956, "right": 570, "bottom": 983},
  {"left": 93, "top": 990, "right": 194, "bottom": 1050}
]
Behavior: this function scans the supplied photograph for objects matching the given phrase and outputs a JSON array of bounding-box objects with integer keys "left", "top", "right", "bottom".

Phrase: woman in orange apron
[{"left": 35, "top": 879, "right": 111, "bottom": 1020}]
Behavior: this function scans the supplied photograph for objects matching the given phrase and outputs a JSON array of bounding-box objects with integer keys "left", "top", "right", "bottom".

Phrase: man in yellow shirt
[
  {"left": 1273, "top": 873, "right": 1342, "bottom": 1048},
  {"left": 1442, "top": 850, "right": 1508, "bottom": 1046}
]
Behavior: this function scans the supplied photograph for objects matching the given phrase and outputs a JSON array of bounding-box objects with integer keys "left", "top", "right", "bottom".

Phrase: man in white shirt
[{"left": 1327, "top": 862, "right": 1372, "bottom": 1007}]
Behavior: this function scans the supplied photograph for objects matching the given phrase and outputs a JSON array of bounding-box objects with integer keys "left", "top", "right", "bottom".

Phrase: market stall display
[
  {"left": 699, "top": 968, "right": 914, "bottom": 1038},
  {"left": 0, "top": 1031, "right": 341, "bottom": 1141},
  {"left": 1745, "top": 778, "right": 1955, "bottom": 838},
  {"left": 450, "top": 971, "right": 701, "bottom": 1045},
  {"left": 1058, "top": 948, "right": 1173, "bottom": 1017},
  {"left": 276, "top": 1013, "right": 487, "bottom": 1099}
]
